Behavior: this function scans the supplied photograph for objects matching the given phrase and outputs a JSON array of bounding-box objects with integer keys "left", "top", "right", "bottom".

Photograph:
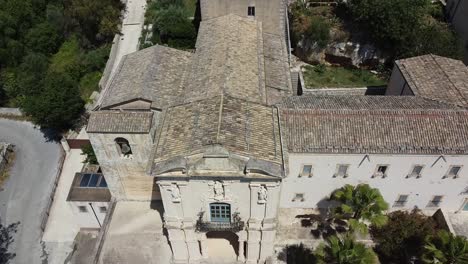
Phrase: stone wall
[{"left": 88, "top": 132, "right": 159, "bottom": 201}]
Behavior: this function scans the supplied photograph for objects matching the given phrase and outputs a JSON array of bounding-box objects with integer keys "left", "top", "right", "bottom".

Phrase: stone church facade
[{"left": 87, "top": 1, "right": 468, "bottom": 263}]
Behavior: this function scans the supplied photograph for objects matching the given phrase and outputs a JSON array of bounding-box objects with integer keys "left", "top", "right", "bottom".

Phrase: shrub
[
  {"left": 370, "top": 209, "right": 438, "bottom": 263},
  {"left": 306, "top": 16, "right": 331, "bottom": 49},
  {"left": 81, "top": 144, "right": 98, "bottom": 165}
]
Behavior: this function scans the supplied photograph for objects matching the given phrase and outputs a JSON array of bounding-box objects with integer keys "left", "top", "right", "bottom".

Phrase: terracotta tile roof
[
  {"left": 87, "top": 111, "right": 153, "bottom": 133},
  {"left": 279, "top": 95, "right": 458, "bottom": 110},
  {"left": 280, "top": 96, "right": 468, "bottom": 154},
  {"left": 100, "top": 45, "right": 192, "bottom": 109},
  {"left": 183, "top": 15, "right": 268, "bottom": 104},
  {"left": 396, "top": 54, "right": 468, "bottom": 107},
  {"left": 153, "top": 95, "right": 283, "bottom": 164}
]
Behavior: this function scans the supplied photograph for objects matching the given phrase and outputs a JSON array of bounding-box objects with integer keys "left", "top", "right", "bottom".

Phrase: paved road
[
  {"left": 96, "top": 0, "right": 147, "bottom": 107},
  {"left": 0, "top": 119, "right": 62, "bottom": 264}
]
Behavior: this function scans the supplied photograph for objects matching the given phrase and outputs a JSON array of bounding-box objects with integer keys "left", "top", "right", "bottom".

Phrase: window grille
[
  {"left": 447, "top": 166, "right": 461, "bottom": 178},
  {"left": 428, "top": 196, "right": 443, "bottom": 207},
  {"left": 300, "top": 165, "right": 312, "bottom": 177},
  {"left": 335, "top": 165, "right": 349, "bottom": 178},
  {"left": 394, "top": 195, "right": 408, "bottom": 207},
  {"left": 248, "top": 6, "right": 255, "bottom": 16},
  {"left": 210, "top": 203, "right": 231, "bottom": 223},
  {"left": 408, "top": 165, "right": 423, "bottom": 178}
]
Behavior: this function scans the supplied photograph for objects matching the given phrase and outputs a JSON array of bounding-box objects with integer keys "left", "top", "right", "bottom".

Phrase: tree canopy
[
  {"left": 347, "top": 0, "right": 464, "bottom": 59},
  {"left": 315, "top": 234, "right": 377, "bottom": 264},
  {"left": 330, "top": 184, "right": 388, "bottom": 234},
  {"left": 422, "top": 230, "right": 468, "bottom": 264},
  {"left": 370, "top": 209, "right": 438, "bottom": 263},
  {"left": 0, "top": 0, "right": 122, "bottom": 131}
]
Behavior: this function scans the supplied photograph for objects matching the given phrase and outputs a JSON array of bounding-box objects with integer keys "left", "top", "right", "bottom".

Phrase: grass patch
[
  {"left": 79, "top": 71, "right": 102, "bottom": 102},
  {"left": 303, "top": 65, "right": 387, "bottom": 88},
  {"left": 183, "top": 0, "right": 197, "bottom": 16},
  {"left": 0, "top": 147, "right": 15, "bottom": 188}
]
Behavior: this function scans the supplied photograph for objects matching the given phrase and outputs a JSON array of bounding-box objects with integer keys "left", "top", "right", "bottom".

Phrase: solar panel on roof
[
  {"left": 88, "top": 174, "right": 99, "bottom": 187},
  {"left": 99, "top": 177, "right": 108, "bottom": 187},
  {"left": 80, "top": 174, "right": 91, "bottom": 187}
]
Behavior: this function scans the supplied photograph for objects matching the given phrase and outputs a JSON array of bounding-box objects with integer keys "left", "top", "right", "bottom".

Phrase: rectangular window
[
  {"left": 394, "top": 195, "right": 409, "bottom": 207},
  {"left": 99, "top": 206, "right": 107, "bottom": 213},
  {"left": 210, "top": 203, "right": 231, "bottom": 222},
  {"left": 408, "top": 165, "right": 424, "bottom": 178},
  {"left": 335, "top": 165, "right": 349, "bottom": 178},
  {"left": 374, "top": 165, "right": 388, "bottom": 178},
  {"left": 292, "top": 193, "right": 304, "bottom": 202},
  {"left": 300, "top": 165, "right": 312, "bottom": 177},
  {"left": 78, "top": 205, "right": 88, "bottom": 213},
  {"left": 447, "top": 166, "right": 462, "bottom": 178},
  {"left": 248, "top": 6, "right": 255, "bottom": 16},
  {"left": 427, "top": 196, "right": 443, "bottom": 208}
]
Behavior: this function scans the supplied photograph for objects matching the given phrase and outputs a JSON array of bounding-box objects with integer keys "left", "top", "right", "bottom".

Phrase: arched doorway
[{"left": 205, "top": 231, "right": 239, "bottom": 262}]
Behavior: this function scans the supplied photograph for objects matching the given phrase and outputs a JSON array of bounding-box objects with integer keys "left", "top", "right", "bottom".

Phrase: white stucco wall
[
  {"left": 281, "top": 153, "right": 468, "bottom": 212},
  {"left": 159, "top": 179, "right": 281, "bottom": 225},
  {"left": 69, "top": 201, "right": 109, "bottom": 228}
]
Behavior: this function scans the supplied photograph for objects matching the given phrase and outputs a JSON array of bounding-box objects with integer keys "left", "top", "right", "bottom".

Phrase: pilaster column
[
  {"left": 199, "top": 233, "right": 208, "bottom": 259},
  {"left": 238, "top": 239, "right": 246, "bottom": 262},
  {"left": 167, "top": 228, "right": 189, "bottom": 264},
  {"left": 249, "top": 183, "right": 263, "bottom": 220},
  {"left": 264, "top": 182, "right": 281, "bottom": 220},
  {"left": 246, "top": 229, "right": 261, "bottom": 264},
  {"left": 238, "top": 230, "right": 247, "bottom": 262}
]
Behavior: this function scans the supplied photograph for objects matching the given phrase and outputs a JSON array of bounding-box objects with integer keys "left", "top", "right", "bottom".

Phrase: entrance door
[{"left": 205, "top": 231, "right": 239, "bottom": 262}]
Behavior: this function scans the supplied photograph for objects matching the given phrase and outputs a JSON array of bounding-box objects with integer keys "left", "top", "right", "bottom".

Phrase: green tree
[
  {"left": 422, "top": 230, "right": 468, "bottom": 264},
  {"left": 410, "top": 20, "right": 465, "bottom": 59},
  {"left": 21, "top": 72, "right": 84, "bottom": 130},
  {"left": 80, "top": 144, "right": 98, "bottom": 165},
  {"left": 153, "top": 5, "right": 196, "bottom": 49},
  {"left": 347, "top": 0, "right": 430, "bottom": 56},
  {"left": 48, "top": 37, "right": 83, "bottom": 80},
  {"left": 315, "top": 234, "right": 377, "bottom": 264},
  {"left": 330, "top": 184, "right": 388, "bottom": 234},
  {"left": 64, "top": 0, "right": 123, "bottom": 45},
  {"left": 370, "top": 209, "right": 437, "bottom": 263},
  {"left": 25, "top": 22, "right": 62, "bottom": 55},
  {"left": 15, "top": 53, "right": 49, "bottom": 97}
]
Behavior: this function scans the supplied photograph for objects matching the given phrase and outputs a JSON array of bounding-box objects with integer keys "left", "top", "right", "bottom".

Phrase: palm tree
[
  {"left": 315, "top": 233, "right": 377, "bottom": 264},
  {"left": 330, "top": 184, "right": 388, "bottom": 234},
  {"left": 422, "top": 230, "right": 468, "bottom": 264}
]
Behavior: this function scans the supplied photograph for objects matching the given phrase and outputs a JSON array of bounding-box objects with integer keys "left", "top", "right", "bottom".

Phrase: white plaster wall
[
  {"left": 160, "top": 180, "right": 253, "bottom": 222},
  {"left": 69, "top": 201, "right": 109, "bottom": 228},
  {"left": 281, "top": 153, "right": 468, "bottom": 212}
]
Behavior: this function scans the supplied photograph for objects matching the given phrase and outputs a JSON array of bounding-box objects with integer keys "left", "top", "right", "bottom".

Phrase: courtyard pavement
[
  {"left": 42, "top": 128, "right": 89, "bottom": 264},
  {"left": 97, "top": 201, "right": 172, "bottom": 264},
  {"left": 0, "top": 119, "right": 62, "bottom": 264}
]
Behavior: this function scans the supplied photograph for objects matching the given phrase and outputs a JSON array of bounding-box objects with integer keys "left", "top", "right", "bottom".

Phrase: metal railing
[{"left": 196, "top": 220, "right": 245, "bottom": 232}]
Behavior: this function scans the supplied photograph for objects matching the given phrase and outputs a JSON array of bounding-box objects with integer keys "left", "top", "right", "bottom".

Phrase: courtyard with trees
[
  {"left": 286, "top": 184, "right": 468, "bottom": 264},
  {"left": 290, "top": 0, "right": 465, "bottom": 89}
]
